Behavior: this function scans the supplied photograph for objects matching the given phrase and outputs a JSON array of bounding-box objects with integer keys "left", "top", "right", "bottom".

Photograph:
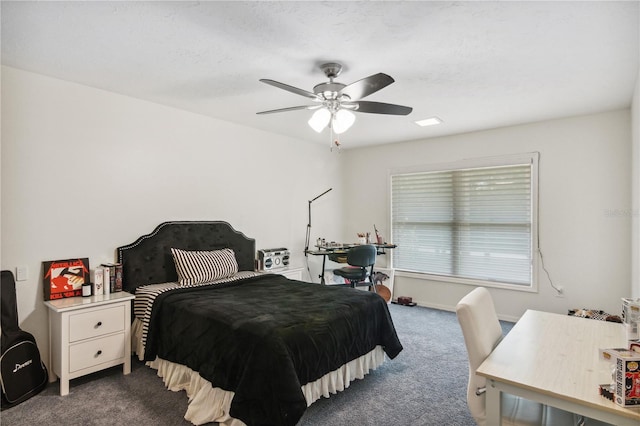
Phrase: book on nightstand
[
  {"left": 102, "top": 265, "right": 110, "bottom": 295},
  {"left": 100, "top": 263, "right": 123, "bottom": 292},
  {"left": 93, "top": 266, "right": 104, "bottom": 295},
  {"left": 114, "top": 263, "right": 123, "bottom": 292}
]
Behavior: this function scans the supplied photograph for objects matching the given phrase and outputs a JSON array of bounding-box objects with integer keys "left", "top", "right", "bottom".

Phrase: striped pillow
[{"left": 171, "top": 247, "right": 239, "bottom": 286}]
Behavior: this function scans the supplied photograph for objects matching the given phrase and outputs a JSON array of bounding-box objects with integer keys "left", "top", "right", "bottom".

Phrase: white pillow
[{"left": 171, "top": 247, "right": 239, "bottom": 286}]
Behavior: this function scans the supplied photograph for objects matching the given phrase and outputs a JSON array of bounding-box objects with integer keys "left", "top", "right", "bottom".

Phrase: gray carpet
[{"left": 0, "top": 304, "right": 513, "bottom": 425}]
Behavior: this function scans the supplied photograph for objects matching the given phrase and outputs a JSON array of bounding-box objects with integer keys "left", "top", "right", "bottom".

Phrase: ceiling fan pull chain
[
  {"left": 329, "top": 127, "right": 341, "bottom": 152},
  {"left": 330, "top": 126, "right": 335, "bottom": 151}
]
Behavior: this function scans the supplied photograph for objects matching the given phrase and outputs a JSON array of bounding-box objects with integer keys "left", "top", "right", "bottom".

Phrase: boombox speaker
[{"left": 257, "top": 248, "right": 290, "bottom": 271}]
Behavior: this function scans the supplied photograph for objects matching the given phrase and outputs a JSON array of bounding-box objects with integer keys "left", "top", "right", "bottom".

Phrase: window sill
[{"left": 394, "top": 270, "right": 538, "bottom": 293}]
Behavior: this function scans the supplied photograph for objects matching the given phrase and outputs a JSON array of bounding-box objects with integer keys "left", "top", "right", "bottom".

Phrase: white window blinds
[{"left": 391, "top": 158, "right": 536, "bottom": 286}]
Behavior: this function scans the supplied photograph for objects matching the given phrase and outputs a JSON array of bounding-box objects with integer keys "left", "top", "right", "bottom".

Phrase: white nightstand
[
  {"left": 44, "top": 291, "right": 135, "bottom": 395},
  {"left": 277, "top": 267, "right": 304, "bottom": 281}
]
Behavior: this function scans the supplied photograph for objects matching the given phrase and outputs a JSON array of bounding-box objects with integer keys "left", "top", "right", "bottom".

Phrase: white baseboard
[{"left": 411, "top": 299, "right": 520, "bottom": 323}]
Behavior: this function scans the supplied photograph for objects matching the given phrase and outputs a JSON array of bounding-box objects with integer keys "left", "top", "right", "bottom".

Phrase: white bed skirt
[
  {"left": 131, "top": 319, "right": 385, "bottom": 426},
  {"left": 131, "top": 318, "right": 386, "bottom": 425}
]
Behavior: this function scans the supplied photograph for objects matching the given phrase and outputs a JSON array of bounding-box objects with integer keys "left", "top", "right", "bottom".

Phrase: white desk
[{"left": 476, "top": 310, "right": 640, "bottom": 425}]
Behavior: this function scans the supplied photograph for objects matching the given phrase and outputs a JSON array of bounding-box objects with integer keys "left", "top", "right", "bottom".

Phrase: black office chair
[{"left": 333, "top": 245, "right": 377, "bottom": 291}]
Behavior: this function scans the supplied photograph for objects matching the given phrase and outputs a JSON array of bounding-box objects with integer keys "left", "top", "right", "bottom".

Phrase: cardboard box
[{"left": 601, "top": 347, "right": 640, "bottom": 407}]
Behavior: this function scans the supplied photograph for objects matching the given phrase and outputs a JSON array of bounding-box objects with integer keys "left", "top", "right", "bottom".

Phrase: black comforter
[{"left": 144, "top": 274, "right": 402, "bottom": 426}]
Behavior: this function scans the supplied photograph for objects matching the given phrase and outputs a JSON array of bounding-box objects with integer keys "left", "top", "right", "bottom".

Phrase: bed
[{"left": 117, "top": 221, "right": 403, "bottom": 426}]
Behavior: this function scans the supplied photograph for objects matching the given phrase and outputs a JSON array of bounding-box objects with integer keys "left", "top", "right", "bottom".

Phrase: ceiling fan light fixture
[
  {"left": 332, "top": 109, "right": 356, "bottom": 134},
  {"left": 259, "top": 62, "right": 412, "bottom": 145},
  {"left": 308, "top": 107, "right": 331, "bottom": 133}
]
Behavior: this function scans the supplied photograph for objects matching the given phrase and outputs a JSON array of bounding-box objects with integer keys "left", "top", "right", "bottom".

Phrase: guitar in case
[{"left": 1, "top": 270, "right": 48, "bottom": 409}]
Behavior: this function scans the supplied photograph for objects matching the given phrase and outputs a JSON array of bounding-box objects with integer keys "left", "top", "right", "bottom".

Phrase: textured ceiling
[{"left": 2, "top": 1, "right": 639, "bottom": 149}]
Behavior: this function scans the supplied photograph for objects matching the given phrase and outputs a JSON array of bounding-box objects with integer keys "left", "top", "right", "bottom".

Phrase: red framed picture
[{"left": 42, "top": 258, "right": 90, "bottom": 300}]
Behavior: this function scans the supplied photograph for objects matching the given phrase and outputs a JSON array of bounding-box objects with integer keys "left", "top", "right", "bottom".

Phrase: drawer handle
[
  {"left": 96, "top": 350, "right": 102, "bottom": 357},
  {"left": 95, "top": 321, "right": 103, "bottom": 328}
]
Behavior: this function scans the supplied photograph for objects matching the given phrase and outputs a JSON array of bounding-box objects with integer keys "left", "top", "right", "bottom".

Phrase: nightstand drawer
[
  {"left": 69, "top": 306, "right": 125, "bottom": 342},
  {"left": 69, "top": 333, "right": 125, "bottom": 373}
]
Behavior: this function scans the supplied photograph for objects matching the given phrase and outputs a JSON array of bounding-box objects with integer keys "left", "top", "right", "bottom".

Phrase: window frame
[{"left": 389, "top": 153, "right": 539, "bottom": 292}]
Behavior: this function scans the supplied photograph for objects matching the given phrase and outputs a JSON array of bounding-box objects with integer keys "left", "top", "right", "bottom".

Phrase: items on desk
[
  {"left": 316, "top": 238, "right": 335, "bottom": 247},
  {"left": 374, "top": 224, "right": 384, "bottom": 244},
  {"left": 622, "top": 298, "right": 640, "bottom": 341},
  {"left": 600, "top": 344, "right": 640, "bottom": 407},
  {"left": 568, "top": 308, "right": 622, "bottom": 323},
  {"left": 328, "top": 253, "right": 347, "bottom": 263},
  {"left": 315, "top": 238, "right": 346, "bottom": 249},
  {"left": 599, "top": 383, "right": 615, "bottom": 402},
  {"left": 355, "top": 232, "right": 378, "bottom": 244}
]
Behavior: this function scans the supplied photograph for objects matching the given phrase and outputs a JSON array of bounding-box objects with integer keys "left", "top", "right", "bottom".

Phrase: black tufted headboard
[{"left": 116, "top": 221, "right": 256, "bottom": 293}]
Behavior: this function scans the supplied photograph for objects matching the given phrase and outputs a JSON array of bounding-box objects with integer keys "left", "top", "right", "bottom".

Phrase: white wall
[
  {"left": 632, "top": 65, "right": 640, "bottom": 299},
  {"left": 2, "top": 65, "right": 635, "bottom": 363},
  {"left": 0, "top": 66, "right": 343, "bottom": 363},
  {"left": 341, "top": 110, "right": 632, "bottom": 321}
]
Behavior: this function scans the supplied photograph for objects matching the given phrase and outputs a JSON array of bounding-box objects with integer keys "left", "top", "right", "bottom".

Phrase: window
[{"left": 390, "top": 153, "right": 538, "bottom": 289}]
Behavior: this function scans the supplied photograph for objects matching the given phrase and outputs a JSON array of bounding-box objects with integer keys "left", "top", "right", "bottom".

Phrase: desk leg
[
  {"left": 319, "top": 255, "right": 327, "bottom": 284},
  {"left": 486, "top": 380, "right": 502, "bottom": 426}
]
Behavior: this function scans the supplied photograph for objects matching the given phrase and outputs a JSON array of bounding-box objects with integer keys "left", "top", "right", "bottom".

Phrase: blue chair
[{"left": 332, "top": 245, "right": 377, "bottom": 291}]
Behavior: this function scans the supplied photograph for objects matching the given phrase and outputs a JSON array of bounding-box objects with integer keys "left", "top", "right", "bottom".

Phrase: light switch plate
[{"left": 15, "top": 266, "right": 28, "bottom": 281}]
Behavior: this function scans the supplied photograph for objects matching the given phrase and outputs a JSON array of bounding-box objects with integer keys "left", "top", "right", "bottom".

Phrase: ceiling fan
[{"left": 257, "top": 62, "right": 412, "bottom": 137}]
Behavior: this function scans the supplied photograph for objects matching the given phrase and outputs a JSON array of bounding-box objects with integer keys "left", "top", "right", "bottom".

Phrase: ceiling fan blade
[
  {"left": 259, "top": 79, "right": 319, "bottom": 100},
  {"left": 339, "top": 73, "right": 395, "bottom": 100},
  {"left": 353, "top": 101, "right": 413, "bottom": 116},
  {"left": 256, "top": 105, "right": 319, "bottom": 115}
]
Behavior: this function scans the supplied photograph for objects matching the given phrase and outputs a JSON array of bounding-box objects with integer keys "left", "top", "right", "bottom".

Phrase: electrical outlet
[
  {"left": 555, "top": 286, "right": 564, "bottom": 297},
  {"left": 16, "top": 266, "right": 28, "bottom": 281}
]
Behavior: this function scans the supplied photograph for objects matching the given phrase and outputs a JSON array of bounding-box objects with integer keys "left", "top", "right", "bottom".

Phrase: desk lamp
[{"left": 304, "top": 188, "right": 332, "bottom": 256}]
